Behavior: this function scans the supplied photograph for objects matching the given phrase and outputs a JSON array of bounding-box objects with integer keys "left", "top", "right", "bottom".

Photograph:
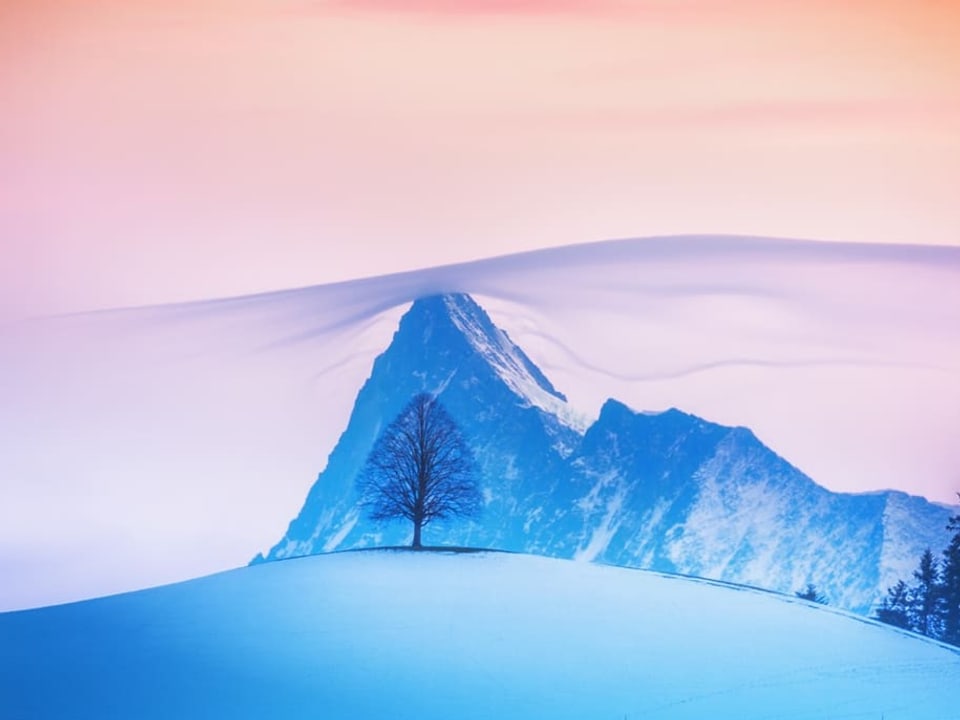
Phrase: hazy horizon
[{"left": 2, "top": 235, "right": 958, "bottom": 611}]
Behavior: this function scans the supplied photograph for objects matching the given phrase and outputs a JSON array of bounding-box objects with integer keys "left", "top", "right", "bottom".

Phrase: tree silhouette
[
  {"left": 873, "top": 492, "right": 960, "bottom": 647},
  {"left": 875, "top": 580, "right": 912, "bottom": 630},
  {"left": 358, "top": 393, "right": 481, "bottom": 548},
  {"left": 795, "top": 583, "right": 828, "bottom": 604},
  {"left": 910, "top": 548, "right": 942, "bottom": 637},
  {"left": 941, "top": 494, "right": 960, "bottom": 644}
]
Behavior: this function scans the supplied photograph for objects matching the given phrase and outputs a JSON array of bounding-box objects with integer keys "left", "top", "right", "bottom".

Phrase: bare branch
[{"left": 357, "top": 394, "right": 481, "bottom": 547}]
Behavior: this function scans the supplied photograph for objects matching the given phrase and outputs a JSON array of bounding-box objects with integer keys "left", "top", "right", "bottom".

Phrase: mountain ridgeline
[{"left": 255, "top": 294, "right": 953, "bottom": 614}]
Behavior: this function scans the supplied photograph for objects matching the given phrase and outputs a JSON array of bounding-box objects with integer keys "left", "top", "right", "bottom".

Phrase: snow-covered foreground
[{"left": 1, "top": 551, "right": 957, "bottom": 720}]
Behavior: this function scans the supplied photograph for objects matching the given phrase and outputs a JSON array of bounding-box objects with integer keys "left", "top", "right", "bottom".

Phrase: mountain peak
[
  {"left": 397, "top": 293, "right": 587, "bottom": 430},
  {"left": 260, "top": 291, "right": 588, "bottom": 559},
  {"left": 595, "top": 398, "right": 702, "bottom": 429},
  {"left": 259, "top": 292, "right": 953, "bottom": 616}
]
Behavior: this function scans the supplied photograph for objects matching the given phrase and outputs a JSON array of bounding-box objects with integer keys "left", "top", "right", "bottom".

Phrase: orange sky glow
[{"left": 1, "top": 0, "right": 959, "bottom": 314}]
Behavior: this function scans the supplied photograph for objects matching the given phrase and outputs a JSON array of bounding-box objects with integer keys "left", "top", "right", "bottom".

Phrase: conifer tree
[
  {"left": 941, "top": 495, "right": 960, "bottom": 645},
  {"left": 875, "top": 580, "right": 912, "bottom": 630},
  {"left": 909, "top": 548, "right": 942, "bottom": 638},
  {"left": 795, "top": 583, "right": 827, "bottom": 604}
]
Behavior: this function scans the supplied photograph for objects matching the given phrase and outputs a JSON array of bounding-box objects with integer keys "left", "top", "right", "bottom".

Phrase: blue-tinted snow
[{"left": 1, "top": 551, "right": 957, "bottom": 719}]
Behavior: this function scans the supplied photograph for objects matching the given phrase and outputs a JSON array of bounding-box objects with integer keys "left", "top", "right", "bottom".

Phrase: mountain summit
[
  {"left": 258, "top": 293, "right": 584, "bottom": 559},
  {"left": 258, "top": 293, "right": 953, "bottom": 613}
]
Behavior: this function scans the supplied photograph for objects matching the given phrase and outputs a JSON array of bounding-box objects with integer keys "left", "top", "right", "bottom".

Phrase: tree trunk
[{"left": 412, "top": 519, "right": 422, "bottom": 549}]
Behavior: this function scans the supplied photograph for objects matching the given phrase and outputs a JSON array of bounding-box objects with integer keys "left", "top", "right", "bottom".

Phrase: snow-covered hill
[
  {"left": 261, "top": 293, "right": 954, "bottom": 614},
  {"left": 2, "top": 235, "right": 959, "bottom": 611},
  {"left": 1, "top": 551, "right": 956, "bottom": 720}
]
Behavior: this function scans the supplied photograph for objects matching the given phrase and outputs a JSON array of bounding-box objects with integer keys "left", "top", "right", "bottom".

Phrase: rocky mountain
[{"left": 256, "top": 293, "right": 954, "bottom": 614}]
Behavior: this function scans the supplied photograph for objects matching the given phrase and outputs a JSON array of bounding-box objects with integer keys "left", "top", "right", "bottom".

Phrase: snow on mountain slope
[
  {"left": 2, "top": 235, "right": 959, "bottom": 610},
  {"left": 573, "top": 400, "right": 953, "bottom": 613},
  {"left": 1, "top": 552, "right": 957, "bottom": 720},
  {"left": 259, "top": 293, "right": 584, "bottom": 560},
  {"left": 262, "top": 299, "right": 953, "bottom": 614},
  {"left": 442, "top": 294, "right": 588, "bottom": 431}
]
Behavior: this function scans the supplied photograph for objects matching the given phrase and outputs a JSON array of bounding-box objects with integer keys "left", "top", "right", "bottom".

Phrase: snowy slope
[
  {"left": 1, "top": 551, "right": 957, "bottom": 720},
  {"left": 2, "top": 234, "right": 959, "bottom": 611}
]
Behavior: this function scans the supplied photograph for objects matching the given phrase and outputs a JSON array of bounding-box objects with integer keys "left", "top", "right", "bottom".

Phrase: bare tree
[{"left": 358, "top": 393, "right": 481, "bottom": 548}]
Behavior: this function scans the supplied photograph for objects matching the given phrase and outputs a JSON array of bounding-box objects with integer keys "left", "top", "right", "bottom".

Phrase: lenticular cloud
[{"left": 1, "top": 235, "right": 958, "bottom": 610}]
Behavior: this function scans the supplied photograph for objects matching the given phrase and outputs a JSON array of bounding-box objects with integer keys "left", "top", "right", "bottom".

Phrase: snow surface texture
[
  {"left": 262, "top": 293, "right": 953, "bottom": 615},
  {"left": 2, "top": 551, "right": 958, "bottom": 720},
  {"left": 1, "top": 235, "right": 959, "bottom": 610}
]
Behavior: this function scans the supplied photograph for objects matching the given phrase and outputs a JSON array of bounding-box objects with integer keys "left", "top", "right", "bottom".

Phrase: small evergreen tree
[
  {"left": 873, "top": 493, "right": 960, "bottom": 647},
  {"left": 795, "top": 583, "right": 827, "bottom": 604},
  {"left": 941, "top": 495, "right": 960, "bottom": 645},
  {"left": 909, "top": 548, "right": 942, "bottom": 638},
  {"left": 875, "top": 580, "right": 912, "bottom": 630}
]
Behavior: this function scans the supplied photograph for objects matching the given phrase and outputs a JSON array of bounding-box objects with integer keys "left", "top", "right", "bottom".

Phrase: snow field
[{"left": 2, "top": 550, "right": 957, "bottom": 719}]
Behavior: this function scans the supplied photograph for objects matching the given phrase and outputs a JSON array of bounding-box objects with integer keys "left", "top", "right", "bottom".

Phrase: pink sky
[
  {"left": 2, "top": 4, "right": 960, "bottom": 609},
  {"left": 2, "top": 0, "right": 960, "bottom": 317}
]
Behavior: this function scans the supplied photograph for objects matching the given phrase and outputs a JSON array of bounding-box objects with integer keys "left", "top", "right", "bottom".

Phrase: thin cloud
[
  {"left": 496, "top": 97, "right": 960, "bottom": 133},
  {"left": 308, "top": 0, "right": 800, "bottom": 21},
  {"left": 320, "top": 0, "right": 631, "bottom": 17}
]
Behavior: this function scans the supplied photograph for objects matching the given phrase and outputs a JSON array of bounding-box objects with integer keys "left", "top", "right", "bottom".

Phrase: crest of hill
[{"left": 2, "top": 551, "right": 958, "bottom": 720}]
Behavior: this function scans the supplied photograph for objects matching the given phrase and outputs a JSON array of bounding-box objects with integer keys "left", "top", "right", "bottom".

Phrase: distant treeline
[{"left": 873, "top": 495, "right": 960, "bottom": 646}]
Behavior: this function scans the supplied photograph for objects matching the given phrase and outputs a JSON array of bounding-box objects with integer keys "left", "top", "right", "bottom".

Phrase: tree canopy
[{"left": 358, "top": 393, "right": 481, "bottom": 548}]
